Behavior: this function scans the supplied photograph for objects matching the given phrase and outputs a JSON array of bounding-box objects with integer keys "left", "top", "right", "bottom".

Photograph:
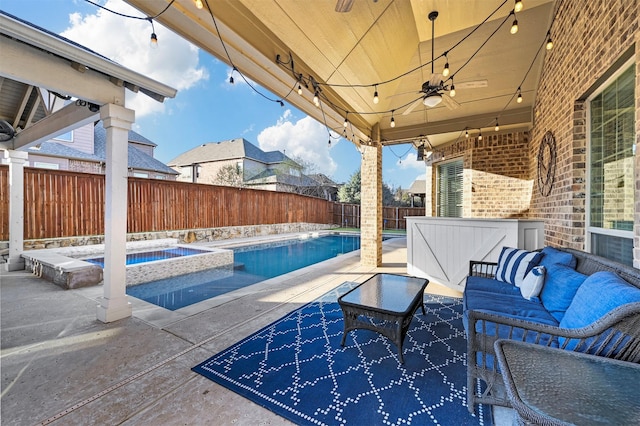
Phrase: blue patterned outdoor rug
[{"left": 192, "top": 283, "right": 492, "bottom": 425}]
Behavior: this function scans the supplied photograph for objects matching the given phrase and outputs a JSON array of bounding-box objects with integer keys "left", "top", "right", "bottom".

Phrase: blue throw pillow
[
  {"left": 539, "top": 246, "right": 577, "bottom": 269},
  {"left": 560, "top": 271, "right": 640, "bottom": 329},
  {"left": 540, "top": 263, "right": 588, "bottom": 321},
  {"left": 494, "top": 247, "right": 543, "bottom": 287}
]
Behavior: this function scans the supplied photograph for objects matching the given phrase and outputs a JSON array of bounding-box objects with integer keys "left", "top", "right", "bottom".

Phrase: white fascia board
[{"left": 0, "top": 13, "right": 177, "bottom": 101}]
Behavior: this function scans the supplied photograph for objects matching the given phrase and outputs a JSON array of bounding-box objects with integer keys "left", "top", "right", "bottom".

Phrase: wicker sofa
[{"left": 463, "top": 246, "right": 640, "bottom": 412}]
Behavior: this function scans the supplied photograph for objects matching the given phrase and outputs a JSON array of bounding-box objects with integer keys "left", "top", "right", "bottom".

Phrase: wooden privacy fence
[
  {"left": 0, "top": 167, "right": 334, "bottom": 240},
  {"left": 0, "top": 166, "right": 425, "bottom": 240},
  {"left": 331, "top": 203, "right": 425, "bottom": 230}
]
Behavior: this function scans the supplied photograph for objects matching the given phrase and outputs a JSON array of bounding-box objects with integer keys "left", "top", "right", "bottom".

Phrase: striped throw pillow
[{"left": 494, "top": 247, "right": 543, "bottom": 286}]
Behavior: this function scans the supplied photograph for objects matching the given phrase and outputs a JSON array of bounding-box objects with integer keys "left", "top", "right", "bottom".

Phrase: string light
[
  {"left": 313, "top": 91, "right": 320, "bottom": 106},
  {"left": 510, "top": 13, "right": 519, "bottom": 34},
  {"left": 442, "top": 52, "right": 450, "bottom": 77},
  {"left": 546, "top": 32, "right": 553, "bottom": 50},
  {"left": 150, "top": 32, "right": 158, "bottom": 48},
  {"left": 297, "top": 84, "right": 303, "bottom": 95},
  {"left": 194, "top": 0, "right": 203, "bottom": 9},
  {"left": 328, "top": 138, "right": 331, "bottom": 147},
  {"left": 514, "top": 0, "right": 524, "bottom": 13},
  {"left": 465, "top": 129, "right": 469, "bottom": 138},
  {"left": 344, "top": 112, "right": 349, "bottom": 127},
  {"left": 517, "top": 87, "right": 523, "bottom": 103},
  {"left": 229, "top": 67, "right": 236, "bottom": 84},
  {"left": 390, "top": 110, "right": 396, "bottom": 128},
  {"left": 495, "top": 118, "right": 500, "bottom": 132},
  {"left": 449, "top": 78, "right": 456, "bottom": 97},
  {"left": 373, "top": 85, "right": 379, "bottom": 104},
  {"left": 478, "top": 130, "right": 483, "bottom": 140}
]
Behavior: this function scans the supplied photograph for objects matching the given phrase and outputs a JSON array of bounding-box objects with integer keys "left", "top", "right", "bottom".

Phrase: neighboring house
[
  {"left": 17, "top": 121, "right": 178, "bottom": 180},
  {"left": 168, "top": 138, "right": 336, "bottom": 199},
  {"left": 307, "top": 173, "right": 340, "bottom": 201},
  {"left": 407, "top": 179, "right": 426, "bottom": 207}
]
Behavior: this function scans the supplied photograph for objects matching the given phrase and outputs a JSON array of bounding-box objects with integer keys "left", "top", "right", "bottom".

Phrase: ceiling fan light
[{"left": 423, "top": 93, "right": 442, "bottom": 107}]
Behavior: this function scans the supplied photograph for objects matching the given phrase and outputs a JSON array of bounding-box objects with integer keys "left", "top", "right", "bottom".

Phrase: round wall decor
[{"left": 537, "top": 131, "right": 556, "bottom": 196}]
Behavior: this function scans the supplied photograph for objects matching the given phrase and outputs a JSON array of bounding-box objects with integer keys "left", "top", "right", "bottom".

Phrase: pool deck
[{"left": 1, "top": 235, "right": 512, "bottom": 425}]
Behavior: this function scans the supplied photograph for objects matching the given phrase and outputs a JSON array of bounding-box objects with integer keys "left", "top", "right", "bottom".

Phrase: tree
[
  {"left": 338, "top": 169, "right": 361, "bottom": 204},
  {"left": 212, "top": 164, "right": 244, "bottom": 187}
]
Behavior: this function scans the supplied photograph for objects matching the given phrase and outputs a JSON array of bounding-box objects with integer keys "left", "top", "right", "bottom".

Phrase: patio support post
[
  {"left": 3, "top": 150, "right": 28, "bottom": 272},
  {"left": 360, "top": 123, "right": 383, "bottom": 267},
  {"left": 96, "top": 103, "right": 134, "bottom": 323}
]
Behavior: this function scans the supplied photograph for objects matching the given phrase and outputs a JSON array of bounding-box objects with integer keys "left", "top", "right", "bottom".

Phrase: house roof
[
  {"left": 168, "top": 138, "right": 293, "bottom": 167},
  {"left": 308, "top": 173, "right": 339, "bottom": 187},
  {"left": 30, "top": 123, "right": 177, "bottom": 175},
  {"left": 245, "top": 169, "right": 319, "bottom": 187},
  {"left": 407, "top": 179, "right": 426, "bottom": 195}
]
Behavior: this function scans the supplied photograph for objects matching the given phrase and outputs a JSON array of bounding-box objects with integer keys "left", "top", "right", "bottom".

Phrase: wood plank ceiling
[{"left": 125, "top": 0, "right": 555, "bottom": 148}]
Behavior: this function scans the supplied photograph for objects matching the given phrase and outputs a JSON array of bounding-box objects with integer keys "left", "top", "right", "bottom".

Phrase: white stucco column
[
  {"left": 4, "top": 150, "right": 28, "bottom": 271},
  {"left": 96, "top": 103, "right": 134, "bottom": 323}
]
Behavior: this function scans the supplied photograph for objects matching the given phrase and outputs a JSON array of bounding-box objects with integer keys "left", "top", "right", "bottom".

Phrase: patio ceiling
[{"left": 125, "top": 0, "right": 554, "bottom": 149}]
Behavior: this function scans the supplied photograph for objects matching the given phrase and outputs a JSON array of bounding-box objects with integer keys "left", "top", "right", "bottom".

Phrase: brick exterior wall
[
  {"left": 424, "top": 131, "right": 532, "bottom": 218},
  {"left": 530, "top": 0, "right": 639, "bottom": 264}
]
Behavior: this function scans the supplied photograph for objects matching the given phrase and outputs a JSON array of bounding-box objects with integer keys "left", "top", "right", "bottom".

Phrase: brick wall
[
  {"left": 530, "top": 0, "right": 639, "bottom": 260},
  {"left": 360, "top": 141, "right": 382, "bottom": 266},
  {"left": 425, "top": 131, "right": 532, "bottom": 218}
]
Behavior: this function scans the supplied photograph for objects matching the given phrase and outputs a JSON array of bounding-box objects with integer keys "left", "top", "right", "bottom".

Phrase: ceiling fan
[{"left": 403, "top": 11, "right": 487, "bottom": 116}]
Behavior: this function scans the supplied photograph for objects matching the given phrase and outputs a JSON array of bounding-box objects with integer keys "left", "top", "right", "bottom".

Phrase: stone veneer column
[
  {"left": 4, "top": 150, "right": 28, "bottom": 271},
  {"left": 96, "top": 104, "right": 134, "bottom": 323},
  {"left": 360, "top": 125, "right": 382, "bottom": 267}
]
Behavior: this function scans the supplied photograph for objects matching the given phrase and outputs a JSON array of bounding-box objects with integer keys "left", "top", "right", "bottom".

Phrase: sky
[{"left": 1, "top": 0, "right": 426, "bottom": 188}]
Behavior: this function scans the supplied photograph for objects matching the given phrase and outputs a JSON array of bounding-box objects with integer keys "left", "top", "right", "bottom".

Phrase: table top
[
  {"left": 495, "top": 340, "right": 640, "bottom": 425},
  {"left": 338, "top": 273, "right": 428, "bottom": 315}
]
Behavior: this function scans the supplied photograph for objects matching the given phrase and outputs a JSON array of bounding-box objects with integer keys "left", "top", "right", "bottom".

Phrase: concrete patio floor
[{"left": 1, "top": 236, "right": 511, "bottom": 425}]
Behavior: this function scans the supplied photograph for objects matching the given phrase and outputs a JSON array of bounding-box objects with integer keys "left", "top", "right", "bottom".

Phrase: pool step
[{"left": 233, "top": 262, "right": 245, "bottom": 270}]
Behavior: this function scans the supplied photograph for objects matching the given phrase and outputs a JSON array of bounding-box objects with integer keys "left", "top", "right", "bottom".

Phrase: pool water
[
  {"left": 127, "top": 234, "right": 367, "bottom": 311},
  {"left": 86, "top": 246, "right": 210, "bottom": 267}
]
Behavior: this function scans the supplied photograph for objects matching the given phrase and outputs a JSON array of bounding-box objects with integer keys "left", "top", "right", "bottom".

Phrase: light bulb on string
[
  {"left": 194, "top": 0, "right": 203, "bottom": 9},
  {"left": 511, "top": 17, "right": 519, "bottom": 34},
  {"left": 313, "top": 91, "right": 319, "bottom": 107},
  {"left": 297, "top": 85, "right": 303, "bottom": 95},
  {"left": 517, "top": 87, "right": 523, "bottom": 103},
  {"left": 150, "top": 32, "right": 158, "bottom": 48},
  {"left": 328, "top": 138, "right": 331, "bottom": 147},
  {"left": 449, "top": 80, "right": 456, "bottom": 98},
  {"left": 442, "top": 54, "right": 450, "bottom": 77},
  {"left": 373, "top": 85, "right": 379, "bottom": 104},
  {"left": 390, "top": 111, "right": 396, "bottom": 128},
  {"left": 344, "top": 113, "right": 349, "bottom": 128},
  {"left": 478, "top": 131, "right": 483, "bottom": 141},
  {"left": 229, "top": 67, "right": 236, "bottom": 84},
  {"left": 546, "top": 34, "right": 553, "bottom": 50},
  {"left": 514, "top": 0, "right": 523, "bottom": 13},
  {"left": 495, "top": 119, "right": 500, "bottom": 132},
  {"left": 465, "top": 129, "right": 469, "bottom": 138}
]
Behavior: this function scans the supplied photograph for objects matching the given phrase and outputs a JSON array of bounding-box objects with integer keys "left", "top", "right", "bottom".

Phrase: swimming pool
[
  {"left": 85, "top": 246, "right": 211, "bottom": 267},
  {"left": 127, "top": 234, "right": 366, "bottom": 310}
]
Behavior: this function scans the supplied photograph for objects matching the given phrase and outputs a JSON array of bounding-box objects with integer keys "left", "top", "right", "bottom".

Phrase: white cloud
[
  {"left": 257, "top": 111, "right": 338, "bottom": 177},
  {"left": 61, "top": 1, "right": 208, "bottom": 117},
  {"left": 397, "top": 152, "right": 427, "bottom": 172}
]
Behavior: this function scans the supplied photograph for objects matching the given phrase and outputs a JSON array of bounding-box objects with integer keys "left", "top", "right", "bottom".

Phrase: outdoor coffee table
[{"left": 338, "top": 273, "right": 429, "bottom": 364}]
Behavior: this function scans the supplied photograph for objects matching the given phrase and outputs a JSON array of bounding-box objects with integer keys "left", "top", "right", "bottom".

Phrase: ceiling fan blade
[
  {"left": 454, "top": 79, "right": 488, "bottom": 89},
  {"left": 441, "top": 93, "right": 460, "bottom": 110},
  {"left": 402, "top": 98, "right": 423, "bottom": 116}
]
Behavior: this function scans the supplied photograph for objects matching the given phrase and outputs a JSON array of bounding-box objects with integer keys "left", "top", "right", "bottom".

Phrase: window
[
  {"left": 53, "top": 131, "right": 73, "bottom": 142},
  {"left": 437, "top": 159, "right": 463, "bottom": 217},
  {"left": 133, "top": 172, "right": 148, "bottom": 178},
  {"left": 587, "top": 62, "right": 635, "bottom": 266}
]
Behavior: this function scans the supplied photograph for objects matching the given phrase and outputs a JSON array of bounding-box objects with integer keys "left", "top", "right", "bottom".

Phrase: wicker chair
[{"left": 466, "top": 248, "right": 640, "bottom": 412}]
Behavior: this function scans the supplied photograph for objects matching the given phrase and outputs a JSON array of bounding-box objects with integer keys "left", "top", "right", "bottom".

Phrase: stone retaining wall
[{"left": 3, "top": 223, "right": 335, "bottom": 251}]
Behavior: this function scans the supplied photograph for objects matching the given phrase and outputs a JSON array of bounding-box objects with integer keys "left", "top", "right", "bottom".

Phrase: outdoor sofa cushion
[
  {"left": 519, "top": 265, "right": 546, "bottom": 300},
  {"left": 538, "top": 246, "right": 577, "bottom": 269},
  {"left": 539, "top": 263, "right": 588, "bottom": 321},
  {"left": 464, "top": 275, "right": 522, "bottom": 296}
]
